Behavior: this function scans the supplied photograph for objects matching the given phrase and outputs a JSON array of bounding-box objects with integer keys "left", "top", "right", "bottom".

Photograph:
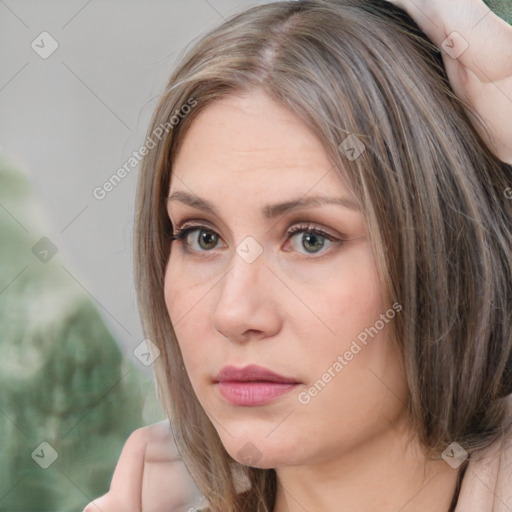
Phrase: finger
[
  {"left": 106, "top": 427, "right": 147, "bottom": 508},
  {"left": 141, "top": 421, "right": 203, "bottom": 511},
  {"left": 444, "top": 55, "right": 512, "bottom": 163},
  {"left": 142, "top": 420, "right": 181, "bottom": 463},
  {"left": 383, "top": 0, "right": 445, "bottom": 44},
  {"left": 442, "top": 5, "right": 512, "bottom": 84},
  {"left": 386, "top": 0, "right": 512, "bottom": 83},
  {"left": 142, "top": 458, "right": 203, "bottom": 512},
  {"left": 83, "top": 494, "right": 117, "bottom": 512},
  {"left": 83, "top": 427, "right": 148, "bottom": 512},
  {"left": 382, "top": 0, "right": 406, "bottom": 8},
  {"left": 442, "top": 54, "right": 471, "bottom": 103}
]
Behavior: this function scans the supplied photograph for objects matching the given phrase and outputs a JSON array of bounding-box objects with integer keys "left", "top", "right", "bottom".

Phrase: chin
[{"left": 220, "top": 431, "right": 299, "bottom": 469}]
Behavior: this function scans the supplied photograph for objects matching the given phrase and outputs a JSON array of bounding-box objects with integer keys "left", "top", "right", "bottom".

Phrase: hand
[
  {"left": 83, "top": 420, "right": 203, "bottom": 512},
  {"left": 385, "top": 0, "right": 512, "bottom": 163}
]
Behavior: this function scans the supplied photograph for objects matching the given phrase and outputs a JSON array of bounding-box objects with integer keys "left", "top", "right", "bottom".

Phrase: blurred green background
[
  {"left": 0, "top": 153, "right": 163, "bottom": 511},
  {"left": 485, "top": 0, "right": 512, "bottom": 22}
]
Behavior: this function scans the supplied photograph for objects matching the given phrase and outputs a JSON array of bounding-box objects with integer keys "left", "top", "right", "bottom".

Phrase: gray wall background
[{"left": 0, "top": 0, "right": 270, "bottom": 368}]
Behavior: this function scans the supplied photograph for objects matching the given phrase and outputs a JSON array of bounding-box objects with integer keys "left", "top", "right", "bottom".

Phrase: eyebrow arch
[{"left": 167, "top": 190, "right": 360, "bottom": 218}]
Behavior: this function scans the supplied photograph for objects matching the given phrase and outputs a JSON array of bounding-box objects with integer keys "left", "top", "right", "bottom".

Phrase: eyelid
[
  {"left": 171, "top": 220, "right": 215, "bottom": 238},
  {"left": 286, "top": 222, "right": 340, "bottom": 242},
  {"left": 171, "top": 221, "right": 227, "bottom": 250},
  {"left": 170, "top": 220, "right": 344, "bottom": 256},
  {"left": 171, "top": 217, "right": 343, "bottom": 238},
  {"left": 170, "top": 220, "right": 336, "bottom": 240}
]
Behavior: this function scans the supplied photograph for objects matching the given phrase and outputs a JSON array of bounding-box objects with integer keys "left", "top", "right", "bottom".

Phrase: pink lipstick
[{"left": 214, "top": 364, "right": 300, "bottom": 406}]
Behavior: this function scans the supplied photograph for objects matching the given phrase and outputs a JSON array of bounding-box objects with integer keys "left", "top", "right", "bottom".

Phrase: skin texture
[
  {"left": 164, "top": 89, "right": 460, "bottom": 512},
  {"left": 83, "top": 2, "right": 511, "bottom": 511},
  {"left": 385, "top": 0, "right": 512, "bottom": 163}
]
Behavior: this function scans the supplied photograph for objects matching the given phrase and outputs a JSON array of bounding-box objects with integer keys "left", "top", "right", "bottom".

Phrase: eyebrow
[{"left": 167, "top": 190, "right": 360, "bottom": 218}]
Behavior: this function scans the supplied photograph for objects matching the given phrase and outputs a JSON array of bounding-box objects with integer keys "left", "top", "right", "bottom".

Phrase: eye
[
  {"left": 171, "top": 224, "right": 226, "bottom": 252},
  {"left": 170, "top": 222, "right": 343, "bottom": 256},
  {"left": 286, "top": 224, "right": 339, "bottom": 255}
]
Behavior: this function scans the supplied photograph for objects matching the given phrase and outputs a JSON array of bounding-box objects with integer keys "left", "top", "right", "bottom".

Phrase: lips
[
  {"left": 214, "top": 364, "right": 299, "bottom": 384},
  {"left": 214, "top": 364, "right": 300, "bottom": 407}
]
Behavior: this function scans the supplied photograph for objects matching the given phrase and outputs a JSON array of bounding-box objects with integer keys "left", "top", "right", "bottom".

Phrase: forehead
[{"left": 170, "top": 90, "right": 343, "bottom": 196}]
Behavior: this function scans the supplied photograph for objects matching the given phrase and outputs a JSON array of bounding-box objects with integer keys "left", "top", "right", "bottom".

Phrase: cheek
[
  {"left": 163, "top": 252, "right": 227, "bottom": 395},
  {"left": 163, "top": 245, "right": 229, "bottom": 342},
  {"left": 284, "top": 241, "right": 387, "bottom": 349},
  {"left": 332, "top": 248, "right": 386, "bottom": 339},
  {"left": 289, "top": 253, "right": 406, "bottom": 454},
  {"left": 163, "top": 257, "right": 207, "bottom": 363},
  {"left": 316, "top": 252, "right": 407, "bottom": 424},
  {"left": 163, "top": 258, "right": 185, "bottom": 324},
  {"left": 163, "top": 248, "right": 212, "bottom": 323},
  {"left": 291, "top": 242, "right": 401, "bottom": 401},
  {"left": 325, "top": 248, "right": 396, "bottom": 371}
]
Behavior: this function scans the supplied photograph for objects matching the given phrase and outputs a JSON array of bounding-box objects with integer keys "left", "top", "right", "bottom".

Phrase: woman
[{"left": 85, "top": 0, "right": 512, "bottom": 511}]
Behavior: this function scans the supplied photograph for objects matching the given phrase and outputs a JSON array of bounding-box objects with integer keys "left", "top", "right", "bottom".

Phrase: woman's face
[{"left": 164, "top": 89, "right": 409, "bottom": 469}]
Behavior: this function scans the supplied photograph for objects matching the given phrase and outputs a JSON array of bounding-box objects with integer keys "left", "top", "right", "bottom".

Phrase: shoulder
[
  {"left": 455, "top": 425, "right": 512, "bottom": 511},
  {"left": 495, "top": 430, "right": 512, "bottom": 509}
]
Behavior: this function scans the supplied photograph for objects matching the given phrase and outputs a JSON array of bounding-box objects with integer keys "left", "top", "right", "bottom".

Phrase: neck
[{"left": 272, "top": 424, "right": 461, "bottom": 512}]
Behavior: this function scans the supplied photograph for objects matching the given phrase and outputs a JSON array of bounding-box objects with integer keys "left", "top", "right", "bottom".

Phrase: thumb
[
  {"left": 83, "top": 428, "right": 147, "bottom": 512},
  {"left": 83, "top": 493, "right": 122, "bottom": 512}
]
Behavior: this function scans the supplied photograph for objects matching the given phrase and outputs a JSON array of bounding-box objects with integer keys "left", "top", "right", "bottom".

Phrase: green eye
[
  {"left": 171, "top": 223, "right": 341, "bottom": 256},
  {"left": 172, "top": 227, "right": 224, "bottom": 251},
  {"left": 289, "top": 229, "right": 332, "bottom": 254}
]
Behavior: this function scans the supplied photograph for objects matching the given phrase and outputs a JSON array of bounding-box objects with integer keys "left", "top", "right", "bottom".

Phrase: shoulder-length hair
[{"left": 134, "top": 1, "right": 512, "bottom": 510}]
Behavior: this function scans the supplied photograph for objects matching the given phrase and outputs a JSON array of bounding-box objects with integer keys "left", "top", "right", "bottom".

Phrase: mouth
[{"left": 214, "top": 364, "right": 301, "bottom": 406}]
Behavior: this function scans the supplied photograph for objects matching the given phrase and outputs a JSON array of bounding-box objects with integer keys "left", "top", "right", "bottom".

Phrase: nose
[{"left": 211, "top": 246, "right": 282, "bottom": 343}]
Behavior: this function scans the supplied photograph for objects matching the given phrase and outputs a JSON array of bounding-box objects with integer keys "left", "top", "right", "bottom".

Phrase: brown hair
[{"left": 134, "top": 1, "right": 512, "bottom": 510}]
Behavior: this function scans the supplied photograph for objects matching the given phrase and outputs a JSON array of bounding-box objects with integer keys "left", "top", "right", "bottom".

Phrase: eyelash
[{"left": 169, "top": 222, "right": 342, "bottom": 256}]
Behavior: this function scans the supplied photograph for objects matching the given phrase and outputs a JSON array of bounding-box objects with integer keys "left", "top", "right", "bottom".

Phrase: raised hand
[
  {"left": 83, "top": 421, "right": 204, "bottom": 512},
  {"left": 386, "top": 0, "right": 512, "bottom": 163}
]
